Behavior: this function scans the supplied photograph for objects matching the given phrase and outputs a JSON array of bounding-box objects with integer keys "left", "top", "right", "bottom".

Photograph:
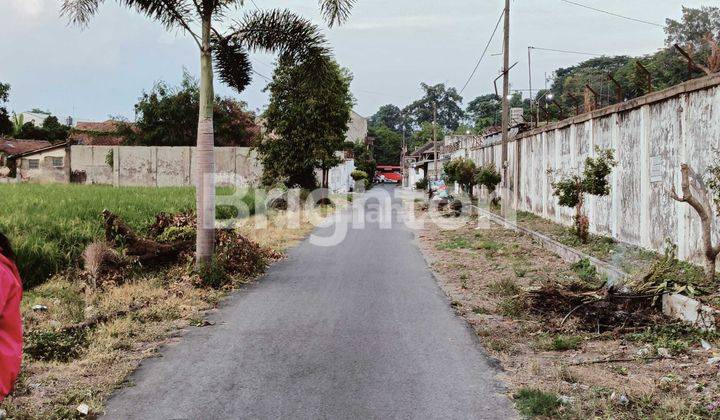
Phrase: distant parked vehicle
[{"left": 375, "top": 165, "right": 402, "bottom": 183}]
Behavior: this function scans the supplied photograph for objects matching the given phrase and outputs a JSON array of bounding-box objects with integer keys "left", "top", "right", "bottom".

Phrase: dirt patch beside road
[{"left": 417, "top": 218, "right": 720, "bottom": 418}]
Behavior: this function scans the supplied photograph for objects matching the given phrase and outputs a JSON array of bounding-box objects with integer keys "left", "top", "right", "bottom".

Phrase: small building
[
  {"left": 8, "top": 142, "right": 71, "bottom": 183},
  {"left": 405, "top": 141, "right": 444, "bottom": 188},
  {"left": 347, "top": 110, "right": 368, "bottom": 144},
  {"left": 19, "top": 111, "right": 51, "bottom": 127},
  {"left": 0, "top": 139, "right": 52, "bottom": 167}
]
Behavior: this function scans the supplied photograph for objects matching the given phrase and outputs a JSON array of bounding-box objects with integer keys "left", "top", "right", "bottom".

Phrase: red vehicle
[{"left": 375, "top": 165, "right": 402, "bottom": 183}]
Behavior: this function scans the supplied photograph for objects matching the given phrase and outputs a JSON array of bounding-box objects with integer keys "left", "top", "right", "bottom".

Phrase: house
[
  {"left": 405, "top": 141, "right": 444, "bottom": 188},
  {"left": 347, "top": 110, "right": 368, "bottom": 144},
  {"left": 70, "top": 120, "right": 133, "bottom": 145},
  {"left": 7, "top": 141, "right": 71, "bottom": 183},
  {"left": 257, "top": 109, "right": 368, "bottom": 144},
  {"left": 19, "top": 111, "right": 51, "bottom": 127},
  {"left": 0, "top": 139, "right": 52, "bottom": 171}
]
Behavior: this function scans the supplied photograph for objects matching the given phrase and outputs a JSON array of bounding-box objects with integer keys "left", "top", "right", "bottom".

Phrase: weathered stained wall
[
  {"left": 71, "top": 146, "right": 262, "bottom": 187},
  {"left": 466, "top": 74, "right": 720, "bottom": 267},
  {"left": 71, "top": 145, "right": 353, "bottom": 193},
  {"left": 17, "top": 147, "right": 68, "bottom": 183},
  {"left": 347, "top": 110, "right": 368, "bottom": 143}
]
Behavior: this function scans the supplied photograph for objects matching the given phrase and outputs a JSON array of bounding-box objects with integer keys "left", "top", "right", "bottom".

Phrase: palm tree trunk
[{"left": 196, "top": 17, "right": 215, "bottom": 266}]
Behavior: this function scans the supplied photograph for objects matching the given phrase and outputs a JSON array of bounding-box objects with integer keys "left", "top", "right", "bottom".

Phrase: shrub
[
  {"left": 552, "top": 147, "right": 616, "bottom": 242},
  {"left": 350, "top": 169, "right": 368, "bottom": 181},
  {"left": 415, "top": 178, "right": 429, "bottom": 190},
  {"left": 514, "top": 388, "right": 560, "bottom": 417},
  {"left": 571, "top": 258, "right": 598, "bottom": 284},
  {"left": 195, "top": 257, "right": 231, "bottom": 289},
  {"left": 443, "top": 158, "right": 477, "bottom": 198},
  {"left": 157, "top": 226, "right": 195, "bottom": 243},
  {"left": 475, "top": 164, "right": 501, "bottom": 194}
]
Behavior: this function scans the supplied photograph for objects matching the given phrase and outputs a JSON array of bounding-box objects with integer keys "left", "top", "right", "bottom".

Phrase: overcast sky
[{"left": 0, "top": 0, "right": 712, "bottom": 122}]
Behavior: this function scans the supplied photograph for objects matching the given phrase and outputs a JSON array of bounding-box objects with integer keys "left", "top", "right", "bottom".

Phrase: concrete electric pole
[
  {"left": 433, "top": 102, "right": 438, "bottom": 181},
  {"left": 501, "top": 0, "right": 510, "bottom": 210}
]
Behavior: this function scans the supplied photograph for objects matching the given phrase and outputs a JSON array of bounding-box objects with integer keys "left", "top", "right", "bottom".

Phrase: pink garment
[{"left": 0, "top": 253, "right": 22, "bottom": 401}]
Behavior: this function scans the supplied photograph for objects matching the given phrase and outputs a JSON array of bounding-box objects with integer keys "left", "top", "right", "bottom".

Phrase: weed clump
[
  {"left": 514, "top": 387, "right": 560, "bottom": 417},
  {"left": 537, "top": 334, "right": 583, "bottom": 351},
  {"left": 488, "top": 278, "right": 520, "bottom": 297},
  {"left": 498, "top": 297, "right": 525, "bottom": 318},
  {"left": 24, "top": 329, "right": 88, "bottom": 362}
]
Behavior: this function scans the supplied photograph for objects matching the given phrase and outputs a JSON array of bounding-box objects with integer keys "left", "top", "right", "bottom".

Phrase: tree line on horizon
[{"left": 367, "top": 5, "right": 720, "bottom": 166}]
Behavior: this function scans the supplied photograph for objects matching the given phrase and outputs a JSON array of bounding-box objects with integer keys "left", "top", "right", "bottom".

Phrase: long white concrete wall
[
  {"left": 71, "top": 146, "right": 262, "bottom": 187},
  {"left": 71, "top": 145, "right": 354, "bottom": 193},
  {"left": 466, "top": 74, "right": 720, "bottom": 266}
]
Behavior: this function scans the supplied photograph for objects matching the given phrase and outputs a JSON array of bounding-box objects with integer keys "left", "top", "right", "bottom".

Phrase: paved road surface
[{"left": 104, "top": 186, "right": 515, "bottom": 419}]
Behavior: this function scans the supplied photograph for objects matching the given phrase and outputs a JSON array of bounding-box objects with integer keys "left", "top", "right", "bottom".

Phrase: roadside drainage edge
[{"left": 474, "top": 206, "right": 718, "bottom": 330}]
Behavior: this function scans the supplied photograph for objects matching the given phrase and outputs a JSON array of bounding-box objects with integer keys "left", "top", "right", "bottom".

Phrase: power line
[
  {"left": 529, "top": 46, "right": 603, "bottom": 56},
  {"left": 252, "top": 69, "right": 271, "bottom": 81},
  {"left": 459, "top": 9, "right": 505, "bottom": 95},
  {"left": 557, "top": 0, "right": 663, "bottom": 27}
]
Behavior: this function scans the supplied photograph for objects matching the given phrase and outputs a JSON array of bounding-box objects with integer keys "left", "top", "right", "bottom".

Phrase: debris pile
[
  {"left": 84, "top": 210, "right": 280, "bottom": 285},
  {"left": 527, "top": 284, "right": 662, "bottom": 333}
]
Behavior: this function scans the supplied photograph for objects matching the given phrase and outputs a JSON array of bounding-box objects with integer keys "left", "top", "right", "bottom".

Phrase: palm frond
[
  {"left": 213, "top": 36, "right": 253, "bottom": 93},
  {"left": 62, "top": 0, "right": 197, "bottom": 39},
  {"left": 318, "top": 0, "right": 355, "bottom": 27},
  {"left": 60, "top": 0, "right": 105, "bottom": 26},
  {"left": 231, "top": 9, "right": 330, "bottom": 64},
  {"left": 121, "top": 0, "right": 196, "bottom": 32}
]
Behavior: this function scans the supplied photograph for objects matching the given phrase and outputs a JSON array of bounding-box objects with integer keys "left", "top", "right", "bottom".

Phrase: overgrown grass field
[{"left": 0, "top": 184, "right": 256, "bottom": 288}]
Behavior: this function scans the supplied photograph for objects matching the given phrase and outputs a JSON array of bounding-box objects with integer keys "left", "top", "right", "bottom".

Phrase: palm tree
[{"left": 61, "top": 0, "right": 355, "bottom": 265}]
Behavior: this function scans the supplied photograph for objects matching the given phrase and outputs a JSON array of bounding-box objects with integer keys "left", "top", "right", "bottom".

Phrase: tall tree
[
  {"left": 466, "top": 93, "right": 500, "bottom": 132},
  {"left": 61, "top": 0, "right": 355, "bottom": 265},
  {"left": 369, "top": 124, "right": 402, "bottom": 165},
  {"left": 14, "top": 116, "right": 71, "bottom": 142},
  {"left": 369, "top": 104, "right": 407, "bottom": 134},
  {"left": 665, "top": 6, "right": 720, "bottom": 48},
  {"left": 125, "top": 71, "right": 258, "bottom": 147},
  {"left": 258, "top": 58, "right": 354, "bottom": 190},
  {"left": 405, "top": 83, "right": 464, "bottom": 132},
  {"left": 0, "top": 83, "right": 11, "bottom": 136}
]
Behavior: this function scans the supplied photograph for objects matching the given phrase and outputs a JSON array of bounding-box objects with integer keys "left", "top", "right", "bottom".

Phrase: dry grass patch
[
  {"left": 1, "top": 210, "right": 319, "bottom": 419},
  {"left": 418, "top": 218, "right": 720, "bottom": 419}
]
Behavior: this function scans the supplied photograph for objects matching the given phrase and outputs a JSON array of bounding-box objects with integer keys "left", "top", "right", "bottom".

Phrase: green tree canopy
[
  {"left": 369, "top": 104, "right": 408, "bottom": 134},
  {"left": 258, "top": 58, "right": 354, "bottom": 189},
  {"left": 123, "top": 72, "right": 258, "bottom": 147},
  {"left": 0, "top": 83, "right": 11, "bottom": 136},
  {"left": 665, "top": 6, "right": 720, "bottom": 48},
  {"left": 14, "top": 115, "right": 70, "bottom": 142},
  {"left": 370, "top": 124, "right": 402, "bottom": 165},
  {"left": 466, "top": 93, "right": 500, "bottom": 132},
  {"left": 405, "top": 83, "right": 465, "bottom": 132}
]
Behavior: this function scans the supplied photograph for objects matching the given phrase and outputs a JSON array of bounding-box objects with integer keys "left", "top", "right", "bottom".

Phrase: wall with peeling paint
[
  {"left": 71, "top": 146, "right": 262, "bottom": 187},
  {"left": 465, "top": 74, "right": 720, "bottom": 266},
  {"left": 71, "top": 145, "right": 355, "bottom": 193}
]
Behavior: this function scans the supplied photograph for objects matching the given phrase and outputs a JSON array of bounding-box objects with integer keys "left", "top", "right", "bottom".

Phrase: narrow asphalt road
[{"left": 104, "top": 185, "right": 516, "bottom": 419}]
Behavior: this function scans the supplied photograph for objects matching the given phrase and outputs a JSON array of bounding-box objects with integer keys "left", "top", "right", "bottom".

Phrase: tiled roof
[
  {"left": 0, "top": 139, "right": 52, "bottom": 156},
  {"left": 74, "top": 120, "right": 127, "bottom": 133}
]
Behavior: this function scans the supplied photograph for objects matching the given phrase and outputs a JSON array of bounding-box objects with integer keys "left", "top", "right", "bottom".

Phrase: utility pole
[
  {"left": 527, "top": 46, "right": 533, "bottom": 128},
  {"left": 501, "top": 0, "right": 510, "bottom": 209},
  {"left": 432, "top": 102, "right": 438, "bottom": 181},
  {"left": 401, "top": 115, "right": 407, "bottom": 187}
]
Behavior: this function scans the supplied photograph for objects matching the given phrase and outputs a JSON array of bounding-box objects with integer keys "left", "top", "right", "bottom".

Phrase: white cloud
[{"left": 8, "top": 0, "right": 49, "bottom": 19}]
